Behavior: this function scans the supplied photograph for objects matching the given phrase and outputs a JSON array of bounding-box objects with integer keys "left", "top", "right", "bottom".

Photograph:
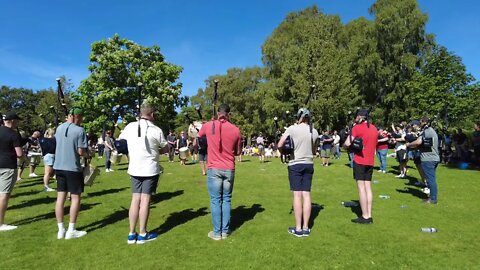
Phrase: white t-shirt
[
  {"left": 333, "top": 134, "right": 340, "bottom": 145},
  {"left": 119, "top": 119, "right": 167, "bottom": 177}
]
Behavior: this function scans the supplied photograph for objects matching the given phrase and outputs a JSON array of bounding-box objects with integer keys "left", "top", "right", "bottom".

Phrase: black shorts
[
  {"left": 353, "top": 162, "right": 373, "bottom": 181},
  {"left": 131, "top": 174, "right": 159, "bottom": 194},
  {"left": 198, "top": 153, "right": 207, "bottom": 162},
  {"left": 396, "top": 149, "right": 408, "bottom": 162},
  {"left": 288, "top": 164, "right": 314, "bottom": 191},
  {"left": 56, "top": 170, "right": 84, "bottom": 194}
]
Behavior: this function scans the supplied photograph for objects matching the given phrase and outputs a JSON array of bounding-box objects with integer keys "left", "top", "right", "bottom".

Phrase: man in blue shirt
[{"left": 54, "top": 108, "right": 89, "bottom": 239}]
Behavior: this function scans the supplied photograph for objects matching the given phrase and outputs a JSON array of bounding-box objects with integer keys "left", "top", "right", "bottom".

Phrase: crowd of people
[{"left": 1, "top": 103, "right": 479, "bottom": 242}]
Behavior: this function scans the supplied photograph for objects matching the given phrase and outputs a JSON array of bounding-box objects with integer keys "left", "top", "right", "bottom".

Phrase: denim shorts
[
  {"left": 43, "top": 153, "right": 55, "bottom": 167},
  {"left": 288, "top": 164, "right": 314, "bottom": 191}
]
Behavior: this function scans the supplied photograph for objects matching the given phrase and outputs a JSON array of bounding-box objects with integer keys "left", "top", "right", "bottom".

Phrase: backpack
[{"left": 282, "top": 136, "right": 294, "bottom": 155}]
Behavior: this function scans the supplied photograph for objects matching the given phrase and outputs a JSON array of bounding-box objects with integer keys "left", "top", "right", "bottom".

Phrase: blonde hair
[{"left": 45, "top": 128, "right": 55, "bottom": 138}]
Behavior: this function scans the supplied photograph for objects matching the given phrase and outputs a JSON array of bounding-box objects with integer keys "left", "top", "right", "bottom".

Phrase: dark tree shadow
[
  {"left": 118, "top": 167, "right": 128, "bottom": 171},
  {"left": 239, "top": 159, "right": 251, "bottom": 163},
  {"left": 11, "top": 190, "right": 41, "bottom": 198},
  {"left": 150, "top": 190, "right": 184, "bottom": 205},
  {"left": 87, "top": 187, "right": 128, "bottom": 198},
  {"left": 230, "top": 204, "right": 265, "bottom": 233},
  {"left": 12, "top": 203, "right": 100, "bottom": 226},
  {"left": 8, "top": 196, "right": 57, "bottom": 210},
  {"left": 396, "top": 187, "right": 428, "bottom": 200},
  {"left": 16, "top": 181, "right": 42, "bottom": 188},
  {"left": 150, "top": 207, "right": 208, "bottom": 234},
  {"left": 308, "top": 203, "right": 324, "bottom": 229},
  {"left": 77, "top": 207, "right": 129, "bottom": 233}
]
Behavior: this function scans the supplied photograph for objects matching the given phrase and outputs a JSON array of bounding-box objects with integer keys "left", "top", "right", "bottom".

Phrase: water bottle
[
  {"left": 341, "top": 201, "right": 358, "bottom": 207},
  {"left": 379, "top": 195, "right": 390, "bottom": 199},
  {"left": 421, "top": 228, "right": 437, "bottom": 233},
  {"left": 373, "top": 180, "right": 380, "bottom": 184}
]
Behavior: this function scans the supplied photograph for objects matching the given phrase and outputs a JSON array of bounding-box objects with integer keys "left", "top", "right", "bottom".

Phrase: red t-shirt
[
  {"left": 197, "top": 119, "right": 241, "bottom": 170},
  {"left": 377, "top": 131, "right": 389, "bottom": 150},
  {"left": 352, "top": 122, "right": 378, "bottom": 166}
]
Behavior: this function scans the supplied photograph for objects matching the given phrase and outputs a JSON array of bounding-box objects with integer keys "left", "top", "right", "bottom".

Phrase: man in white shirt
[{"left": 119, "top": 103, "right": 168, "bottom": 244}]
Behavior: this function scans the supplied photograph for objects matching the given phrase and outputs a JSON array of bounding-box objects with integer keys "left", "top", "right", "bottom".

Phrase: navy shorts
[
  {"left": 56, "top": 170, "right": 84, "bottom": 194},
  {"left": 353, "top": 162, "right": 373, "bottom": 181},
  {"left": 131, "top": 174, "right": 159, "bottom": 195},
  {"left": 288, "top": 164, "right": 314, "bottom": 191}
]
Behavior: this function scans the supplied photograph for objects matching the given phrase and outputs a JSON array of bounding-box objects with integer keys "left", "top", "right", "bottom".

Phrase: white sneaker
[
  {"left": 29, "top": 173, "right": 38, "bottom": 177},
  {"left": 44, "top": 186, "right": 55, "bottom": 192},
  {"left": 377, "top": 169, "right": 383, "bottom": 172},
  {"left": 395, "top": 174, "right": 404, "bottom": 178},
  {"left": 65, "top": 230, "right": 87, "bottom": 239},
  {"left": 108, "top": 169, "right": 114, "bottom": 172},
  {"left": 57, "top": 228, "right": 66, "bottom": 239},
  {"left": 423, "top": 188, "right": 430, "bottom": 195},
  {"left": 105, "top": 169, "right": 110, "bottom": 173},
  {"left": 0, "top": 224, "right": 18, "bottom": 231}
]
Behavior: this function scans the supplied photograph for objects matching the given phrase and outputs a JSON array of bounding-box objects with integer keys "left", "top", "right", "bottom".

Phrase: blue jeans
[
  {"left": 377, "top": 149, "right": 388, "bottom": 171},
  {"left": 421, "top": 161, "right": 438, "bottom": 202},
  {"left": 207, "top": 169, "right": 235, "bottom": 234},
  {"left": 334, "top": 144, "right": 341, "bottom": 159},
  {"left": 349, "top": 152, "right": 354, "bottom": 168},
  {"left": 105, "top": 150, "right": 112, "bottom": 169}
]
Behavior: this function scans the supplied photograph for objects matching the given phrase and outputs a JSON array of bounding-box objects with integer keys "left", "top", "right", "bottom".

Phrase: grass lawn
[{"left": 1, "top": 153, "right": 479, "bottom": 269}]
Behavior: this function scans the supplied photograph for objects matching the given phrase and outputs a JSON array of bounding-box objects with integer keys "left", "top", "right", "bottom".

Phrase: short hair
[
  {"left": 140, "top": 103, "right": 155, "bottom": 116},
  {"left": 45, "top": 128, "right": 55, "bottom": 138},
  {"left": 421, "top": 117, "right": 430, "bottom": 124},
  {"left": 218, "top": 104, "right": 231, "bottom": 114}
]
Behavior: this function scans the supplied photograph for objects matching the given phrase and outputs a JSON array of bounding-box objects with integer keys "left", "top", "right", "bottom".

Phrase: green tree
[
  {"left": 73, "top": 34, "right": 184, "bottom": 134},
  {"left": 262, "top": 6, "right": 359, "bottom": 130}
]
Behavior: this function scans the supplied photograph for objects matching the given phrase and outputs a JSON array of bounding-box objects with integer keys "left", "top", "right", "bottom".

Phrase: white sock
[
  {"left": 57, "top": 223, "right": 64, "bottom": 231},
  {"left": 67, "top": 223, "right": 75, "bottom": 232}
]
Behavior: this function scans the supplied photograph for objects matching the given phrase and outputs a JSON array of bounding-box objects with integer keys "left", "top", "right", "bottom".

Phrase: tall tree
[{"left": 73, "top": 34, "right": 184, "bottom": 134}]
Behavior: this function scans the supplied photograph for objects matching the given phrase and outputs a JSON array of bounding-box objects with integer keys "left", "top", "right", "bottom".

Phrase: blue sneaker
[
  {"left": 136, "top": 232, "right": 158, "bottom": 244},
  {"left": 287, "top": 227, "right": 303, "bottom": 237},
  {"left": 302, "top": 228, "right": 311, "bottom": 237},
  {"left": 127, "top": 233, "right": 137, "bottom": 244}
]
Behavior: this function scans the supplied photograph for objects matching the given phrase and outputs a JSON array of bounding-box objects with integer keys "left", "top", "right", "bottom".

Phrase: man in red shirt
[
  {"left": 344, "top": 109, "right": 378, "bottom": 224},
  {"left": 197, "top": 104, "right": 241, "bottom": 240}
]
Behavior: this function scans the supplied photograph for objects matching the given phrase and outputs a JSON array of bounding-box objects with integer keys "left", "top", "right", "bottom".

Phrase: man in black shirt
[
  {"left": 166, "top": 130, "right": 176, "bottom": 162},
  {"left": 0, "top": 112, "right": 24, "bottom": 231}
]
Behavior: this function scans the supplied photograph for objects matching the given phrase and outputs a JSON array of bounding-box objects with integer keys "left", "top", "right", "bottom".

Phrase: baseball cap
[
  {"left": 409, "top": 120, "right": 421, "bottom": 126},
  {"left": 2, "top": 111, "right": 22, "bottom": 120},
  {"left": 356, "top": 109, "right": 369, "bottom": 117}
]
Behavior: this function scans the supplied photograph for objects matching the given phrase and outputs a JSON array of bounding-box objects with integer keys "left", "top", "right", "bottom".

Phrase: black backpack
[{"left": 282, "top": 136, "right": 294, "bottom": 154}]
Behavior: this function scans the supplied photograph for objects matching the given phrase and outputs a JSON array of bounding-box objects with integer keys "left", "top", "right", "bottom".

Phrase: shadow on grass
[
  {"left": 230, "top": 204, "right": 265, "bottom": 233},
  {"left": 77, "top": 207, "right": 129, "bottom": 233},
  {"left": 150, "top": 190, "right": 184, "bottom": 205},
  {"left": 396, "top": 187, "right": 428, "bottom": 200},
  {"left": 13, "top": 203, "right": 100, "bottom": 226},
  {"left": 308, "top": 203, "right": 324, "bottom": 229},
  {"left": 87, "top": 187, "right": 129, "bottom": 198},
  {"left": 11, "top": 190, "right": 41, "bottom": 198},
  {"left": 151, "top": 207, "right": 208, "bottom": 234},
  {"left": 16, "top": 180, "right": 42, "bottom": 188},
  {"left": 8, "top": 196, "right": 57, "bottom": 210},
  {"left": 344, "top": 200, "right": 361, "bottom": 218}
]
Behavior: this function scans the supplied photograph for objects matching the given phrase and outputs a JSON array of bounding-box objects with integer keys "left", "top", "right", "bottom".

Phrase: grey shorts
[
  {"left": 0, "top": 168, "right": 17, "bottom": 194},
  {"left": 131, "top": 174, "right": 159, "bottom": 194}
]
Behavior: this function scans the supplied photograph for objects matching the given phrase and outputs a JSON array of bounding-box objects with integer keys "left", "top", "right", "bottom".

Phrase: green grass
[{"left": 1, "top": 154, "right": 479, "bottom": 269}]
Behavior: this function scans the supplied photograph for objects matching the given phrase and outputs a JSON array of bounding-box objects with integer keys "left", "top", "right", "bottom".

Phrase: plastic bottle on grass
[
  {"left": 421, "top": 228, "right": 437, "bottom": 233},
  {"left": 379, "top": 195, "right": 390, "bottom": 199}
]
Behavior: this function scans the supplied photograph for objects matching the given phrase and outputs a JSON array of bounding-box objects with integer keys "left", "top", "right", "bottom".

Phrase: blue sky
[{"left": 0, "top": 0, "right": 478, "bottom": 98}]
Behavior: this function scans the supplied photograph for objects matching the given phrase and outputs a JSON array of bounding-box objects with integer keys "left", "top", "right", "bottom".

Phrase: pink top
[{"left": 198, "top": 119, "right": 241, "bottom": 170}]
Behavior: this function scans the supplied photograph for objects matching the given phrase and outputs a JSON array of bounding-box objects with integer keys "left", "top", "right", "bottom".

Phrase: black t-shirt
[
  {"left": 39, "top": 137, "right": 56, "bottom": 156},
  {"left": 0, "top": 126, "right": 22, "bottom": 168}
]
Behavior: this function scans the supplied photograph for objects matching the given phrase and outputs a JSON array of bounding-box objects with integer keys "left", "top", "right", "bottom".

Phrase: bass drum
[
  {"left": 179, "top": 146, "right": 189, "bottom": 160},
  {"left": 187, "top": 121, "right": 203, "bottom": 141}
]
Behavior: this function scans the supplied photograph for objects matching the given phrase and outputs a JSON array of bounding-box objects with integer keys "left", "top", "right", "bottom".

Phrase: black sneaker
[{"left": 351, "top": 217, "right": 373, "bottom": 224}]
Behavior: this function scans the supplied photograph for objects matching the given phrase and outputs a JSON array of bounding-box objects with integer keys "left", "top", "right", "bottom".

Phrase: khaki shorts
[{"left": 0, "top": 168, "right": 18, "bottom": 193}]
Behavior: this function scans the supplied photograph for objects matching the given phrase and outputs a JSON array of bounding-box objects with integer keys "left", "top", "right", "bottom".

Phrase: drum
[
  {"left": 28, "top": 152, "right": 42, "bottom": 165},
  {"left": 187, "top": 121, "right": 203, "bottom": 140},
  {"left": 110, "top": 150, "right": 123, "bottom": 165},
  {"left": 83, "top": 164, "right": 99, "bottom": 186},
  {"left": 179, "top": 146, "right": 189, "bottom": 160}
]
